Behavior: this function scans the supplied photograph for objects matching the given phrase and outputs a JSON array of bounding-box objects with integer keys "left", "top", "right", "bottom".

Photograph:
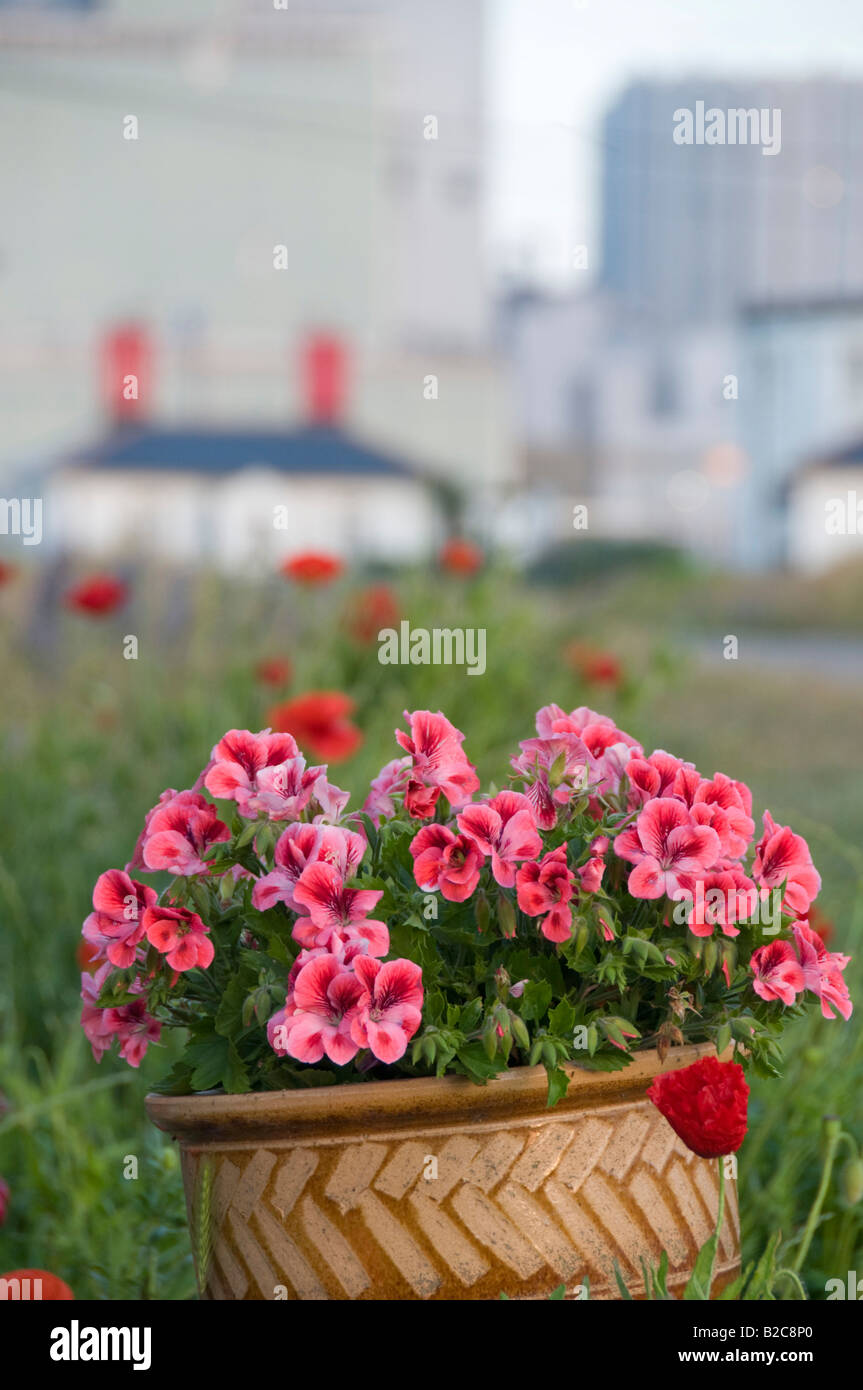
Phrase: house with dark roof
[
  {"left": 47, "top": 334, "right": 442, "bottom": 571},
  {"left": 788, "top": 435, "right": 863, "bottom": 573}
]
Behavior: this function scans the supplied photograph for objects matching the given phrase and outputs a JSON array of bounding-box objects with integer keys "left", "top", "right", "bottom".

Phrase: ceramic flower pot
[{"left": 145, "top": 1042, "right": 740, "bottom": 1301}]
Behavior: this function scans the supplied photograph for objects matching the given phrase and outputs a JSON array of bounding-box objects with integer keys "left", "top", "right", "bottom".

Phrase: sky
[{"left": 486, "top": 0, "right": 863, "bottom": 286}]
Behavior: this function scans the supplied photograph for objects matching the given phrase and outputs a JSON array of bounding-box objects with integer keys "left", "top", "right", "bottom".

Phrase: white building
[
  {"left": 47, "top": 418, "right": 442, "bottom": 574},
  {"left": 500, "top": 288, "right": 741, "bottom": 558},
  {"left": 734, "top": 298, "right": 863, "bottom": 568},
  {"left": 788, "top": 441, "right": 863, "bottom": 573}
]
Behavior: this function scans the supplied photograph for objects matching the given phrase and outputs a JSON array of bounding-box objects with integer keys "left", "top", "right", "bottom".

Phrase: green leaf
[
  {"left": 521, "top": 979, "right": 552, "bottom": 1022},
  {"left": 743, "top": 1230, "right": 781, "bottom": 1301},
  {"left": 683, "top": 1231, "right": 719, "bottom": 1301},
  {"left": 549, "top": 999, "right": 577, "bottom": 1037},
  {"left": 222, "top": 1043, "right": 251, "bottom": 1095},
  {"left": 215, "top": 977, "right": 248, "bottom": 1039},
  {"left": 454, "top": 1042, "right": 508, "bottom": 1085},
  {"left": 651, "top": 1250, "right": 670, "bottom": 1301},
  {"left": 717, "top": 1262, "right": 754, "bottom": 1301},
  {"left": 460, "top": 998, "right": 483, "bottom": 1033},
  {"left": 545, "top": 1066, "right": 569, "bottom": 1108},
  {"left": 152, "top": 1060, "right": 195, "bottom": 1095},
  {"left": 613, "top": 1260, "right": 633, "bottom": 1300},
  {"left": 547, "top": 1283, "right": 566, "bottom": 1300},
  {"left": 186, "top": 1034, "right": 230, "bottom": 1092},
  {"left": 572, "top": 1049, "right": 634, "bottom": 1072}
]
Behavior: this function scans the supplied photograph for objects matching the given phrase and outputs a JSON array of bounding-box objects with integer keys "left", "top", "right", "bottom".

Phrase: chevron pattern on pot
[{"left": 181, "top": 1097, "right": 740, "bottom": 1300}]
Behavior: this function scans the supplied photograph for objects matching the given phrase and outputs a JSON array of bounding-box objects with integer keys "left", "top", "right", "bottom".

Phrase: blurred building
[
  {"left": 601, "top": 78, "right": 863, "bottom": 326},
  {"left": 789, "top": 437, "right": 863, "bottom": 574},
  {"left": 500, "top": 288, "right": 739, "bottom": 557},
  {"left": 0, "top": 0, "right": 518, "bottom": 536},
  {"left": 46, "top": 331, "right": 442, "bottom": 570},
  {"left": 734, "top": 298, "right": 863, "bottom": 567},
  {"left": 501, "top": 76, "right": 863, "bottom": 569}
]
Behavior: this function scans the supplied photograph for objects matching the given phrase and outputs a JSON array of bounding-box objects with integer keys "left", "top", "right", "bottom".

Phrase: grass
[{"left": 0, "top": 558, "right": 860, "bottom": 1298}]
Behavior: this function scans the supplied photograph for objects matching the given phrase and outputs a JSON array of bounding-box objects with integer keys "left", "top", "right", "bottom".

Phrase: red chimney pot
[
  {"left": 301, "top": 332, "right": 347, "bottom": 426},
  {"left": 101, "top": 324, "right": 153, "bottom": 425}
]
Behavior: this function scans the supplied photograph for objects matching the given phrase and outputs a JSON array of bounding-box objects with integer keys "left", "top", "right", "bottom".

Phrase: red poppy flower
[
  {"left": 344, "top": 585, "right": 399, "bottom": 644},
  {"left": 255, "top": 657, "right": 293, "bottom": 688},
  {"left": 280, "top": 552, "right": 344, "bottom": 585},
  {"left": 0, "top": 1178, "right": 9, "bottom": 1226},
  {"left": 565, "top": 641, "right": 623, "bottom": 688},
  {"left": 0, "top": 561, "right": 17, "bottom": 587},
  {"left": 0, "top": 1269, "right": 74, "bottom": 1299},
  {"left": 439, "top": 538, "right": 483, "bottom": 576},
  {"left": 76, "top": 939, "right": 101, "bottom": 975},
  {"left": 806, "top": 904, "right": 834, "bottom": 947},
  {"left": 647, "top": 1056, "right": 749, "bottom": 1159},
  {"left": 64, "top": 575, "right": 128, "bottom": 616},
  {"left": 268, "top": 691, "right": 362, "bottom": 762}
]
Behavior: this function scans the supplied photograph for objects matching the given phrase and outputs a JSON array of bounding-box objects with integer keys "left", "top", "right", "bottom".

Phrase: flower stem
[
  {"left": 791, "top": 1116, "right": 841, "bottom": 1275},
  {"left": 709, "top": 1157, "right": 726, "bottom": 1295}
]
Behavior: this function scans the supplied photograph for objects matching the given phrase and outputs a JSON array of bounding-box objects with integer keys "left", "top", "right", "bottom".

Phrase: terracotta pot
[{"left": 145, "top": 1042, "right": 740, "bottom": 1301}]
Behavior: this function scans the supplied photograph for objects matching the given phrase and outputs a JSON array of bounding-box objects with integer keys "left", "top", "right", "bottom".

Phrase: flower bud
[
  {"left": 474, "top": 890, "right": 490, "bottom": 935},
  {"left": 841, "top": 1156, "right": 863, "bottom": 1206},
  {"left": 510, "top": 1013, "right": 530, "bottom": 1051},
  {"left": 497, "top": 895, "right": 517, "bottom": 939}
]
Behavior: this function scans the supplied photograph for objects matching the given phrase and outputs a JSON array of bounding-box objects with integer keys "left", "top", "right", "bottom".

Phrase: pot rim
[{"left": 145, "top": 1041, "right": 724, "bottom": 1145}]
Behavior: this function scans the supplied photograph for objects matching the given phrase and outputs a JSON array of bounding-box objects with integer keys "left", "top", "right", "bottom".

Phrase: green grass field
[{"left": 1, "top": 556, "right": 860, "bottom": 1298}]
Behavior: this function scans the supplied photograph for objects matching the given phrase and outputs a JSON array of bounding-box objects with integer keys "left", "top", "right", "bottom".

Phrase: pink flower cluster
[
  {"left": 80, "top": 704, "right": 853, "bottom": 1079},
  {"left": 401, "top": 709, "right": 623, "bottom": 943},
  {"left": 751, "top": 921, "right": 852, "bottom": 1020},
  {"left": 269, "top": 954, "right": 423, "bottom": 1066}
]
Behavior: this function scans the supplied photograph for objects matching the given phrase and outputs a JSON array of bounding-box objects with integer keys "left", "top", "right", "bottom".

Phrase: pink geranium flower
[
  {"left": 614, "top": 797, "right": 721, "bottom": 900},
  {"left": 82, "top": 870, "right": 157, "bottom": 969},
  {"left": 252, "top": 823, "right": 366, "bottom": 912},
  {"left": 625, "top": 750, "right": 687, "bottom": 807},
  {"left": 80, "top": 966, "right": 161, "bottom": 1067},
  {"left": 243, "top": 755, "right": 324, "bottom": 821},
  {"left": 277, "top": 955, "right": 366, "bottom": 1064},
  {"left": 351, "top": 956, "right": 424, "bottom": 1062},
  {"left": 142, "top": 904, "right": 214, "bottom": 973},
  {"left": 203, "top": 728, "right": 300, "bottom": 813},
  {"left": 126, "top": 789, "right": 196, "bottom": 873},
  {"left": 141, "top": 792, "right": 230, "bottom": 876},
  {"left": 458, "top": 790, "right": 543, "bottom": 888},
  {"left": 753, "top": 813, "right": 821, "bottom": 916},
  {"left": 691, "top": 773, "right": 755, "bottom": 859},
  {"left": 536, "top": 704, "right": 641, "bottom": 795},
  {"left": 793, "top": 920, "right": 853, "bottom": 1020},
  {"left": 578, "top": 856, "right": 605, "bottom": 894},
  {"left": 410, "top": 824, "right": 483, "bottom": 902},
  {"left": 363, "top": 757, "right": 412, "bottom": 825},
  {"left": 306, "top": 773, "right": 351, "bottom": 824},
  {"left": 395, "top": 710, "right": 480, "bottom": 818},
  {"left": 511, "top": 734, "right": 588, "bottom": 830},
  {"left": 750, "top": 940, "right": 805, "bottom": 1005},
  {"left": 516, "top": 847, "right": 576, "bottom": 942},
  {"left": 292, "top": 861, "right": 388, "bottom": 956},
  {"left": 683, "top": 866, "right": 757, "bottom": 938}
]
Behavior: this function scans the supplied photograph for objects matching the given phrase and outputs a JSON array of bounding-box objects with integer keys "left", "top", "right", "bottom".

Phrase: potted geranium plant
[{"left": 79, "top": 706, "right": 853, "bottom": 1300}]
